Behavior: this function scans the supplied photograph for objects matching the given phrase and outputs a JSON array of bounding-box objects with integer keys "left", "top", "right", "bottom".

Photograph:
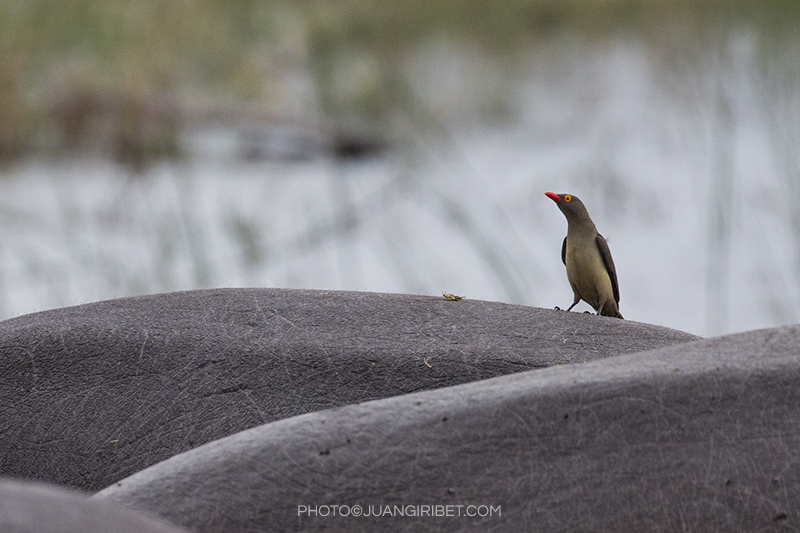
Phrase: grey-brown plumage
[{"left": 545, "top": 192, "right": 623, "bottom": 319}]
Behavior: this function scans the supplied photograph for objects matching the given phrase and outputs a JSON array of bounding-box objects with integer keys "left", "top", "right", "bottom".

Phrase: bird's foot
[
  {"left": 584, "top": 311, "right": 592, "bottom": 314},
  {"left": 554, "top": 306, "right": 563, "bottom": 311}
]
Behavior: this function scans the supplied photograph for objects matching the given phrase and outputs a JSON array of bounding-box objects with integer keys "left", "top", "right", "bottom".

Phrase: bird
[{"left": 545, "top": 192, "right": 623, "bottom": 319}]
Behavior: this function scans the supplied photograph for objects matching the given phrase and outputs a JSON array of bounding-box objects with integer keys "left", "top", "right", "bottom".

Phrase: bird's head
[{"left": 545, "top": 192, "right": 592, "bottom": 224}]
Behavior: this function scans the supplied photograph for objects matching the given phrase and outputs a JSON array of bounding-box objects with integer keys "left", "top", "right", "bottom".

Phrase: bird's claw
[{"left": 554, "top": 306, "right": 562, "bottom": 311}]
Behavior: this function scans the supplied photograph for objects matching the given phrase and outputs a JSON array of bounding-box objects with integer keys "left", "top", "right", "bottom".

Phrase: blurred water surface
[{"left": 1, "top": 3, "right": 799, "bottom": 337}]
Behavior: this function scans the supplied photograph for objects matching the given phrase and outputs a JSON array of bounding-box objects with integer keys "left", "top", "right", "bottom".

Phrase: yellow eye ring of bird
[{"left": 564, "top": 195, "right": 572, "bottom": 202}]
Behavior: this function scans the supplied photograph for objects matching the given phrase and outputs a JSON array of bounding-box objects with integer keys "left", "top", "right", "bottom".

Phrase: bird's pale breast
[{"left": 565, "top": 235, "right": 615, "bottom": 311}]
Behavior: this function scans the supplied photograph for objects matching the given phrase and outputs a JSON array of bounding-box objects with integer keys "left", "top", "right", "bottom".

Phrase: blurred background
[{"left": 0, "top": 0, "right": 798, "bottom": 337}]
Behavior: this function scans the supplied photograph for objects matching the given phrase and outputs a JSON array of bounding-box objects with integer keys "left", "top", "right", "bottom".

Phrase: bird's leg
[
  {"left": 565, "top": 297, "right": 580, "bottom": 312},
  {"left": 596, "top": 296, "right": 606, "bottom": 316}
]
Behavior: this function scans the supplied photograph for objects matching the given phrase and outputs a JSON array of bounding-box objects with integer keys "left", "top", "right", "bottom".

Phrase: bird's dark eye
[{"left": 564, "top": 195, "right": 572, "bottom": 202}]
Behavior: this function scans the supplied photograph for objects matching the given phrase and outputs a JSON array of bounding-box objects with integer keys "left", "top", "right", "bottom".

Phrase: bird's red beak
[{"left": 545, "top": 192, "right": 560, "bottom": 202}]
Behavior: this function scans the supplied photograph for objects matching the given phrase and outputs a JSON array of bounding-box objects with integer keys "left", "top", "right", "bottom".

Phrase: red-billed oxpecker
[{"left": 545, "top": 192, "right": 623, "bottom": 319}]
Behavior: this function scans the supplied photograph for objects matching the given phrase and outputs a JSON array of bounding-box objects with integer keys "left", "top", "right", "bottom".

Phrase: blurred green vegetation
[{"left": 0, "top": 0, "right": 797, "bottom": 167}]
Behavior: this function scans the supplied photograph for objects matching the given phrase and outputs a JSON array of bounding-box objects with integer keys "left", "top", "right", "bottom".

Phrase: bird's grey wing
[
  {"left": 561, "top": 237, "right": 567, "bottom": 266},
  {"left": 596, "top": 234, "right": 620, "bottom": 304}
]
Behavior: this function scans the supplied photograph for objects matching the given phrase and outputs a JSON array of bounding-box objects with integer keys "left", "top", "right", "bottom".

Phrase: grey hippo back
[
  {"left": 0, "top": 479, "right": 188, "bottom": 533},
  {"left": 0, "top": 288, "right": 697, "bottom": 491},
  {"left": 97, "top": 324, "right": 800, "bottom": 532}
]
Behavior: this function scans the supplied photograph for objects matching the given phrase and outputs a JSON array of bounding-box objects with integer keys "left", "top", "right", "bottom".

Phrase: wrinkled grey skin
[
  {"left": 97, "top": 325, "right": 800, "bottom": 533},
  {"left": 0, "top": 479, "right": 187, "bottom": 533},
  {"left": 0, "top": 288, "right": 697, "bottom": 491}
]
